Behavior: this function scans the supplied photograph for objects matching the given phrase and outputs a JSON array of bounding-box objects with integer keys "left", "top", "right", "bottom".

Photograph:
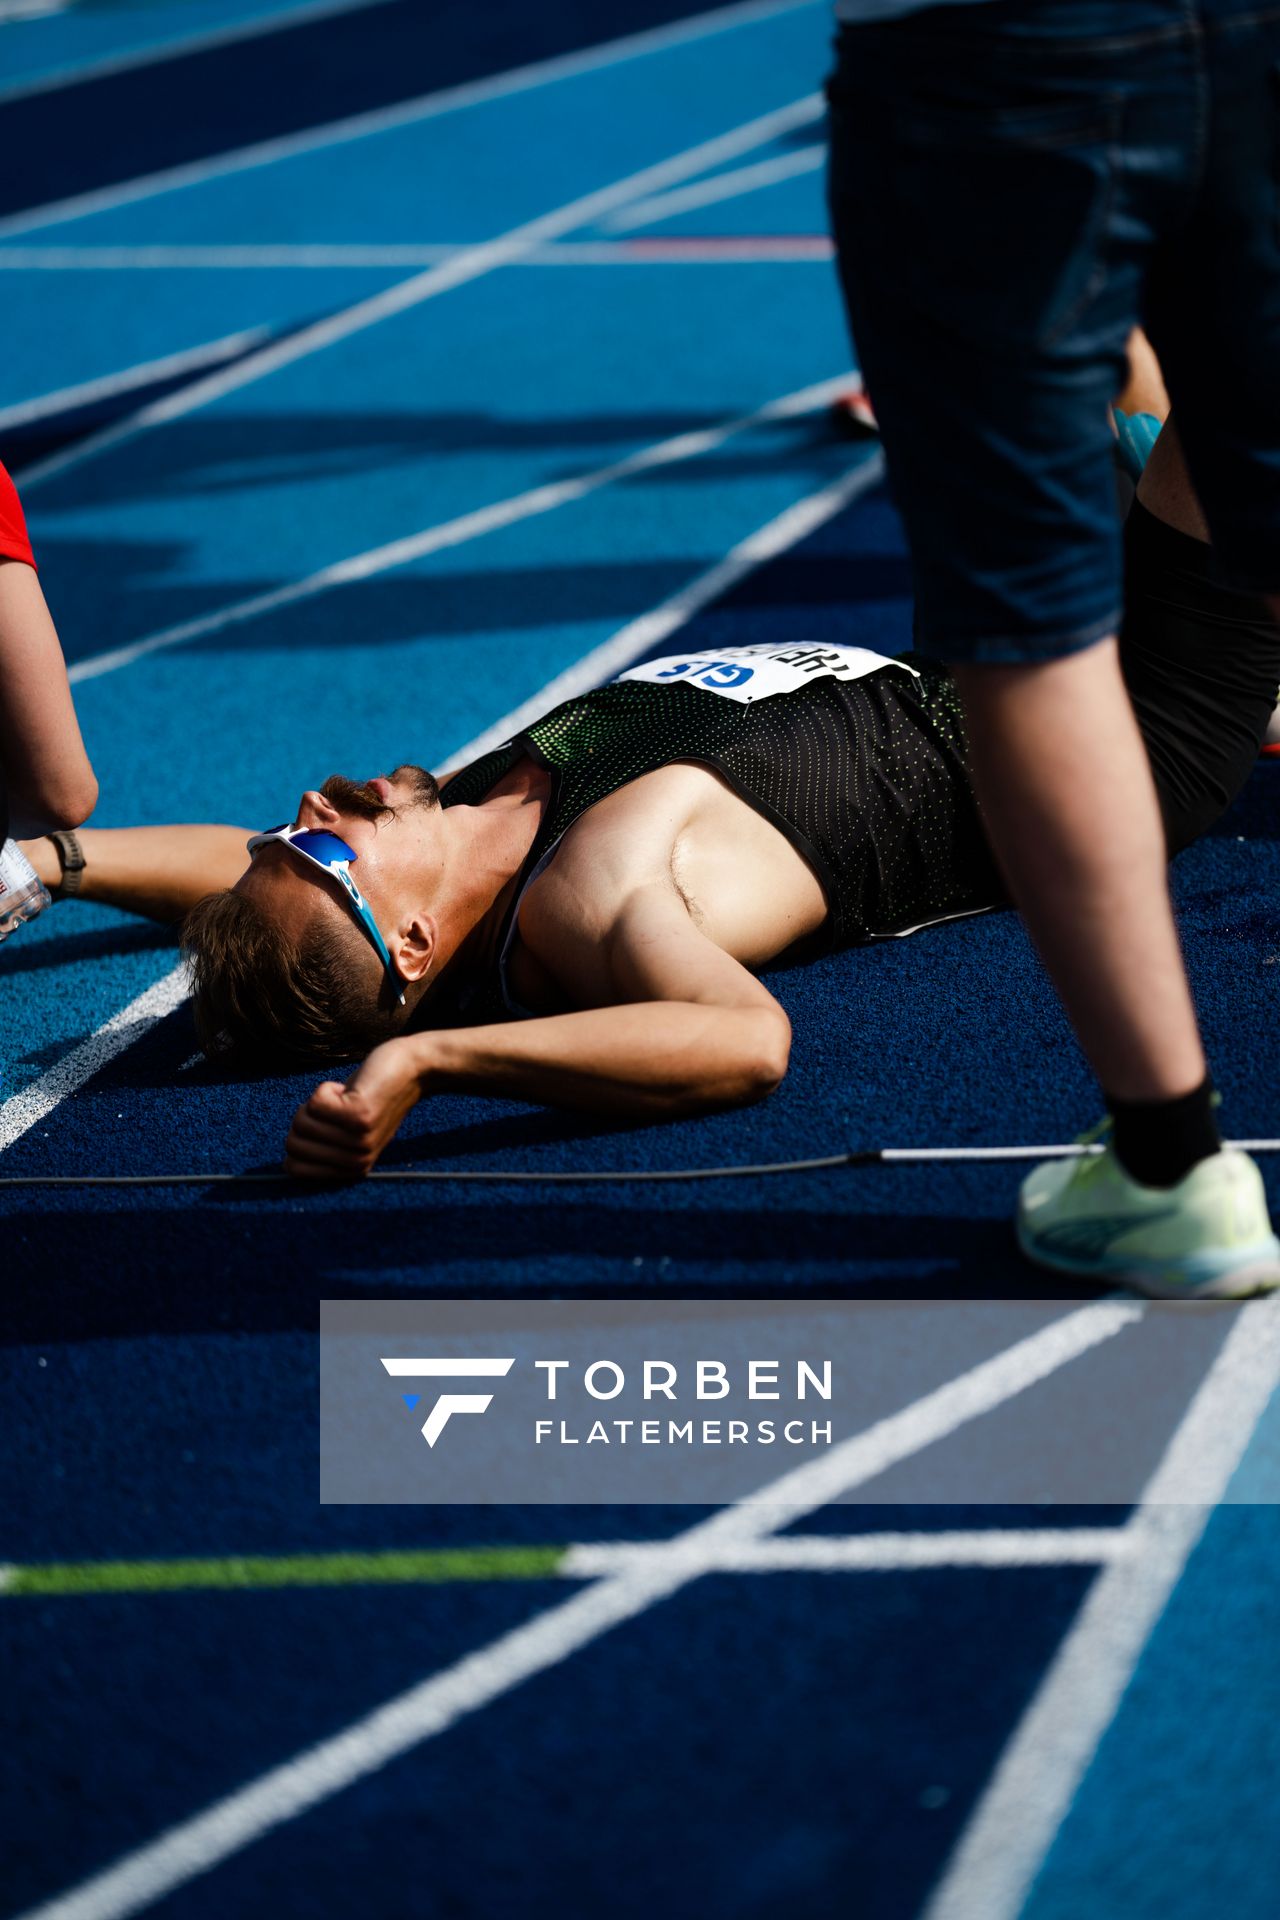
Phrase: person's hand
[{"left": 284, "top": 1036, "right": 427, "bottom": 1179}]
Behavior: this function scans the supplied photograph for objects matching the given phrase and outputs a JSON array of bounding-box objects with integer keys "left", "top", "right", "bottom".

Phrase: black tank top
[{"left": 439, "top": 656, "right": 1003, "bottom": 1015}]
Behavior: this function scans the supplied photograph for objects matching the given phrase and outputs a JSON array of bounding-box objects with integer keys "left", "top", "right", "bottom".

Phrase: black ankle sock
[{"left": 1106, "top": 1077, "right": 1221, "bottom": 1188}]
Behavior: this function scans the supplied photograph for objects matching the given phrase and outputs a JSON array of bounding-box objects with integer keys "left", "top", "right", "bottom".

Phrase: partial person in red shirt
[
  {"left": 0, "top": 460, "right": 98, "bottom": 939},
  {"left": 0, "top": 460, "right": 97, "bottom": 849}
]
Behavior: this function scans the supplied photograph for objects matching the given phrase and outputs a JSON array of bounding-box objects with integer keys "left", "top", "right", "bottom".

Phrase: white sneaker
[{"left": 1018, "top": 1140, "right": 1280, "bottom": 1298}]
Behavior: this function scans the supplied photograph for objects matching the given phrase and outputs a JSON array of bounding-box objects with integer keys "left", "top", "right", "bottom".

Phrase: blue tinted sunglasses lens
[{"left": 284, "top": 829, "right": 358, "bottom": 865}]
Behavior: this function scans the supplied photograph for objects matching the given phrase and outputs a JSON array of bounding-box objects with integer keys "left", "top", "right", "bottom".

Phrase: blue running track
[{"left": 2, "top": 4, "right": 1278, "bottom": 1916}]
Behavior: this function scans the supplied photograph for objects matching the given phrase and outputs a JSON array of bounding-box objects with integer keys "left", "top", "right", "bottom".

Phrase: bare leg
[
  {"left": 953, "top": 642, "right": 1206, "bottom": 1103},
  {"left": 964, "top": 348, "right": 1202, "bottom": 1099},
  {"left": 20, "top": 824, "right": 250, "bottom": 925}
]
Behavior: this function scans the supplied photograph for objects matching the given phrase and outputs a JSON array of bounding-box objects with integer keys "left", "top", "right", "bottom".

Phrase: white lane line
[
  {"left": 603, "top": 142, "right": 826, "bottom": 233},
  {"left": 442, "top": 449, "right": 885, "bottom": 770},
  {"left": 0, "top": 964, "right": 189, "bottom": 1156},
  {"left": 563, "top": 1529, "right": 1131, "bottom": 1578},
  {"left": 0, "top": 237, "right": 836, "bottom": 267},
  {"left": 0, "top": 0, "right": 822, "bottom": 241},
  {"left": 611, "top": 235, "right": 832, "bottom": 260},
  {"left": 10, "top": 1303, "right": 1137, "bottom": 1920},
  {"left": 0, "top": 245, "right": 469, "bottom": 270},
  {"left": 0, "top": 326, "right": 270, "bottom": 434},
  {"left": 18, "top": 90, "right": 825, "bottom": 494},
  {"left": 0, "top": 0, "right": 396, "bottom": 107},
  {"left": 64, "top": 369, "right": 855, "bottom": 684},
  {"left": 921, "top": 1293, "right": 1280, "bottom": 1920},
  {"left": 645, "top": 1304, "right": 1143, "bottom": 1547}
]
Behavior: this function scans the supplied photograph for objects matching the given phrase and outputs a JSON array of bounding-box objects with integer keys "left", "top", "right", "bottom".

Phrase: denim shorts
[{"left": 826, "top": 0, "right": 1280, "bottom": 662}]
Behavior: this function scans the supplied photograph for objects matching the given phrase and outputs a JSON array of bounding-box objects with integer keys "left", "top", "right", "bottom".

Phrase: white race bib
[{"left": 616, "top": 642, "right": 916, "bottom": 706}]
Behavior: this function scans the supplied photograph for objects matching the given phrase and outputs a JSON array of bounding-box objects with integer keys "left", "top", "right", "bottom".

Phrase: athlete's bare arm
[
  {"left": 21, "top": 822, "right": 250, "bottom": 920},
  {"left": 283, "top": 844, "right": 795, "bottom": 1179}
]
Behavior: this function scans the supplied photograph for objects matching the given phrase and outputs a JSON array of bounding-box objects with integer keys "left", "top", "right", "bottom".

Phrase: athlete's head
[{"left": 183, "top": 765, "right": 446, "bottom": 1067}]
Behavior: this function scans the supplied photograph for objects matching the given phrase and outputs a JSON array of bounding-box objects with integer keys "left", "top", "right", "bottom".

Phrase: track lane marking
[
  {"left": 0, "top": 325, "right": 271, "bottom": 435},
  {"left": 19, "top": 91, "right": 825, "bottom": 492},
  {"left": 0, "top": 1529, "right": 1132, "bottom": 1597},
  {"left": 0, "top": 0, "right": 69, "bottom": 19},
  {"left": 0, "top": 0, "right": 397, "bottom": 108},
  {"left": 63, "top": 370, "right": 858, "bottom": 683},
  {"left": 8, "top": 1302, "right": 1138, "bottom": 1920},
  {"left": 0, "top": 966, "right": 189, "bottom": 1156},
  {"left": 920, "top": 1293, "right": 1280, "bottom": 1920},
  {"left": 0, "top": 0, "right": 822, "bottom": 242},
  {"left": 562, "top": 1530, "right": 1131, "bottom": 1576},
  {"left": 0, "top": 239, "right": 835, "bottom": 267},
  {"left": 2, "top": 1547, "right": 566, "bottom": 1595},
  {"left": 440, "top": 451, "right": 885, "bottom": 771},
  {"left": 603, "top": 142, "right": 826, "bottom": 232}
]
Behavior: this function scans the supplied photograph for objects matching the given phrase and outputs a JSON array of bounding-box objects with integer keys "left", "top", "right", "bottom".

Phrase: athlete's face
[{"left": 238, "top": 764, "right": 446, "bottom": 991}]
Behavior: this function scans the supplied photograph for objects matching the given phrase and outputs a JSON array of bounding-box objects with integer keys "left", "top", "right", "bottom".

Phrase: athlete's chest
[{"left": 508, "top": 763, "right": 830, "bottom": 1010}]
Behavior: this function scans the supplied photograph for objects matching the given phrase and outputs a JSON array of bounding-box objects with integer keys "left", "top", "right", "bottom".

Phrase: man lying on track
[{"left": 21, "top": 421, "right": 1280, "bottom": 1297}]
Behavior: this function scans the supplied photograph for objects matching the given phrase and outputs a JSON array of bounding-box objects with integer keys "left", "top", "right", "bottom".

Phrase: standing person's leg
[
  {"left": 951, "top": 642, "right": 1206, "bottom": 1107},
  {"left": 826, "top": 0, "right": 1278, "bottom": 1290}
]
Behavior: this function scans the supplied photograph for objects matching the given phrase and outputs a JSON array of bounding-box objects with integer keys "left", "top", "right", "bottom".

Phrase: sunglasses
[{"left": 246, "top": 824, "right": 406, "bottom": 1005}]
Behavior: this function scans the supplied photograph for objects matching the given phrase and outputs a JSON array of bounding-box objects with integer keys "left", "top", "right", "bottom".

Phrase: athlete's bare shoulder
[
  {"left": 515, "top": 761, "right": 827, "bottom": 1004},
  {"left": 508, "top": 766, "right": 702, "bottom": 1004}
]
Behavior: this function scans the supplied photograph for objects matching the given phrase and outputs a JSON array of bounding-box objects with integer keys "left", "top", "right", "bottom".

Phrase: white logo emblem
[{"left": 381, "top": 1357, "right": 515, "bottom": 1446}]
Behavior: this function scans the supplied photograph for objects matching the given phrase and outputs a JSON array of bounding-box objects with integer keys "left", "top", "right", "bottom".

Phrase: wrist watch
[{"left": 48, "top": 828, "right": 86, "bottom": 898}]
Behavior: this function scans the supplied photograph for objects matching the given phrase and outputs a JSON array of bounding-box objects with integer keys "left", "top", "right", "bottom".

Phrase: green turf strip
[{"left": 2, "top": 1546, "right": 567, "bottom": 1596}]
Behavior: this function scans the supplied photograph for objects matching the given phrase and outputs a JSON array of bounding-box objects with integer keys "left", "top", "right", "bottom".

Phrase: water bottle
[{"left": 0, "top": 837, "right": 51, "bottom": 942}]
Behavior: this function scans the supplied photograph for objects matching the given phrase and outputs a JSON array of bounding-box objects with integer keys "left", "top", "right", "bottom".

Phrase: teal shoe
[{"left": 1018, "top": 1138, "right": 1280, "bottom": 1299}]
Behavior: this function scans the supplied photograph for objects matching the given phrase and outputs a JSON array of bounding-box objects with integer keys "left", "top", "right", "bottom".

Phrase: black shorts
[{"left": 1121, "top": 500, "right": 1280, "bottom": 857}]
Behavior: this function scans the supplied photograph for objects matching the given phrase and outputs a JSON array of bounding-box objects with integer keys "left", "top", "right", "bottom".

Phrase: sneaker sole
[{"left": 1016, "top": 1219, "right": 1280, "bottom": 1300}]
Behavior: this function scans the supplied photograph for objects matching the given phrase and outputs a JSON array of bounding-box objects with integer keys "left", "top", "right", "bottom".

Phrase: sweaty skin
[{"left": 282, "top": 758, "right": 820, "bottom": 1179}]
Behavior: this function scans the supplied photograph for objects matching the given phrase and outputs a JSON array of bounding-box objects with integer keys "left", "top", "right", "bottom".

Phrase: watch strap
[{"left": 48, "top": 828, "right": 86, "bottom": 898}]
